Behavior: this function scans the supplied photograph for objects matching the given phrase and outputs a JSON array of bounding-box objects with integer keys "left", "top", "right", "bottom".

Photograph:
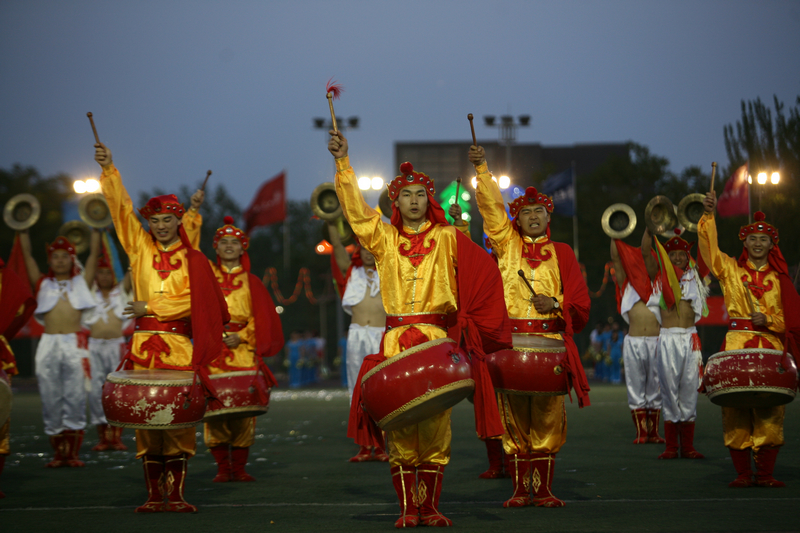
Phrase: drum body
[
  {"left": 361, "top": 338, "right": 474, "bottom": 432},
  {"left": 203, "top": 370, "right": 271, "bottom": 421},
  {"left": 704, "top": 349, "right": 798, "bottom": 408},
  {"left": 0, "top": 369, "right": 11, "bottom": 427},
  {"left": 486, "top": 335, "right": 568, "bottom": 395},
  {"left": 102, "top": 369, "right": 206, "bottom": 429}
]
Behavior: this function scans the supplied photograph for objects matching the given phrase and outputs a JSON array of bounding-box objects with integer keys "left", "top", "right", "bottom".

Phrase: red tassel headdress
[
  {"left": 663, "top": 228, "right": 694, "bottom": 253},
  {"left": 138, "top": 194, "right": 186, "bottom": 219},
  {"left": 508, "top": 187, "right": 554, "bottom": 219},
  {"left": 388, "top": 162, "right": 436, "bottom": 201},
  {"left": 213, "top": 216, "right": 250, "bottom": 250},
  {"left": 739, "top": 211, "right": 779, "bottom": 244}
]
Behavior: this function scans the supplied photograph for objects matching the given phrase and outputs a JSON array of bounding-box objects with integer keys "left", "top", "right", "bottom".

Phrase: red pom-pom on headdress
[
  {"left": 387, "top": 161, "right": 436, "bottom": 201},
  {"left": 754, "top": 211, "right": 766, "bottom": 222},
  {"left": 674, "top": 228, "right": 681, "bottom": 235},
  {"left": 223, "top": 216, "right": 234, "bottom": 225},
  {"left": 326, "top": 78, "right": 344, "bottom": 100},
  {"left": 400, "top": 162, "right": 414, "bottom": 174}
]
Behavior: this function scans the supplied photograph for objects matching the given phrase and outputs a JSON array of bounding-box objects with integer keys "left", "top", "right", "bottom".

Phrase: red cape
[{"left": 0, "top": 259, "right": 37, "bottom": 375}]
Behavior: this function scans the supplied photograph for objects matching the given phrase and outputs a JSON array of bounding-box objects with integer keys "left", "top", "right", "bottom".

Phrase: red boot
[
  {"left": 646, "top": 409, "right": 666, "bottom": 444},
  {"left": 503, "top": 454, "right": 531, "bottom": 507},
  {"left": 678, "top": 422, "right": 704, "bottom": 459},
  {"left": 658, "top": 421, "right": 679, "bottom": 459},
  {"left": 0, "top": 454, "right": 6, "bottom": 498},
  {"left": 391, "top": 465, "right": 419, "bottom": 528},
  {"left": 64, "top": 430, "right": 86, "bottom": 467},
  {"left": 135, "top": 455, "right": 165, "bottom": 513},
  {"left": 479, "top": 439, "right": 505, "bottom": 479},
  {"left": 110, "top": 426, "right": 128, "bottom": 451},
  {"left": 754, "top": 447, "right": 785, "bottom": 487},
  {"left": 163, "top": 454, "right": 197, "bottom": 512},
  {"left": 91, "top": 424, "right": 111, "bottom": 451},
  {"left": 373, "top": 445, "right": 389, "bottom": 462},
  {"left": 209, "top": 445, "right": 231, "bottom": 483},
  {"left": 349, "top": 445, "right": 372, "bottom": 462},
  {"left": 728, "top": 448, "right": 754, "bottom": 488},
  {"left": 45, "top": 433, "right": 66, "bottom": 468},
  {"left": 530, "top": 453, "right": 565, "bottom": 507},
  {"left": 631, "top": 409, "right": 648, "bottom": 444},
  {"left": 231, "top": 447, "right": 256, "bottom": 482},
  {"left": 417, "top": 464, "right": 452, "bottom": 526}
]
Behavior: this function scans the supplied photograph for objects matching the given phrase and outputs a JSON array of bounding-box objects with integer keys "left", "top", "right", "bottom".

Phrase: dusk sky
[{"left": 1, "top": 1, "right": 798, "bottom": 212}]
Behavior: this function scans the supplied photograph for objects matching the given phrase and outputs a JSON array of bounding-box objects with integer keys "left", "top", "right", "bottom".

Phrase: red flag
[
  {"left": 244, "top": 171, "right": 286, "bottom": 232},
  {"left": 717, "top": 163, "right": 750, "bottom": 217}
]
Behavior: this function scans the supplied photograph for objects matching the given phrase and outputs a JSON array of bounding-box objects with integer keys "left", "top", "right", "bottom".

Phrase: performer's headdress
[
  {"left": 387, "top": 162, "right": 448, "bottom": 229},
  {"left": 138, "top": 194, "right": 186, "bottom": 219},
  {"left": 738, "top": 211, "right": 779, "bottom": 244},
  {"left": 45, "top": 236, "right": 81, "bottom": 278},
  {"left": 508, "top": 187, "right": 554, "bottom": 219},
  {"left": 214, "top": 216, "right": 252, "bottom": 271},
  {"left": 662, "top": 228, "right": 694, "bottom": 254}
]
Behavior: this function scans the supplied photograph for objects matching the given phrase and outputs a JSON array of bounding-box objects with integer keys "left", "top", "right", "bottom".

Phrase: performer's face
[
  {"left": 515, "top": 204, "right": 550, "bottom": 238},
  {"left": 395, "top": 185, "right": 428, "bottom": 224},
  {"left": 743, "top": 233, "right": 773, "bottom": 262},
  {"left": 216, "top": 236, "right": 244, "bottom": 262},
  {"left": 96, "top": 268, "right": 115, "bottom": 290},
  {"left": 148, "top": 213, "right": 181, "bottom": 245},
  {"left": 668, "top": 250, "right": 688, "bottom": 270},
  {"left": 360, "top": 247, "right": 376, "bottom": 267},
  {"left": 48, "top": 249, "right": 73, "bottom": 275}
]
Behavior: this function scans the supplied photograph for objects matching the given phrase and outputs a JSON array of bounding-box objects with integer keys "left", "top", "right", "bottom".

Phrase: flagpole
[
  {"left": 571, "top": 160, "right": 579, "bottom": 262},
  {"left": 284, "top": 220, "right": 290, "bottom": 272},
  {"left": 747, "top": 161, "right": 752, "bottom": 224}
]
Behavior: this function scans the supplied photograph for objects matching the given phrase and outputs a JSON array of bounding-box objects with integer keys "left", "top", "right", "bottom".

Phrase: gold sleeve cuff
[
  {"left": 335, "top": 156, "right": 350, "bottom": 172},
  {"left": 474, "top": 161, "right": 490, "bottom": 176}
]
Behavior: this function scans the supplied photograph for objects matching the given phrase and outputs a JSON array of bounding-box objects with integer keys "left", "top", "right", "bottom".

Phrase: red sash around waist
[
  {"left": 134, "top": 316, "right": 193, "bottom": 338},
  {"left": 728, "top": 318, "right": 771, "bottom": 335},
  {"left": 224, "top": 322, "right": 247, "bottom": 333},
  {"left": 385, "top": 313, "right": 451, "bottom": 332},
  {"left": 509, "top": 317, "right": 565, "bottom": 334}
]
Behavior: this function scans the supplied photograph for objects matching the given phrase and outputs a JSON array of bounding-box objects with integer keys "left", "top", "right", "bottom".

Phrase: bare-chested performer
[{"left": 18, "top": 228, "right": 100, "bottom": 467}]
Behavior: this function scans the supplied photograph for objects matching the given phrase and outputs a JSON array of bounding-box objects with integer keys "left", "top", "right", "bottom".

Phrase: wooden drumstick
[
  {"left": 518, "top": 269, "right": 537, "bottom": 297},
  {"left": 326, "top": 78, "right": 343, "bottom": 133},
  {"left": 743, "top": 281, "right": 758, "bottom": 314},
  {"left": 467, "top": 113, "right": 477, "bottom": 146},
  {"left": 709, "top": 162, "right": 717, "bottom": 193},
  {"left": 201, "top": 170, "right": 212, "bottom": 191},
  {"left": 87, "top": 112, "right": 100, "bottom": 144},
  {"left": 455, "top": 177, "right": 462, "bottom": 202}
]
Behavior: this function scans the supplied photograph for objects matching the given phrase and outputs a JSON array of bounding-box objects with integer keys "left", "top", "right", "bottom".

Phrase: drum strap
[
  {"left": 728, "top": 318, "right": 771, "bottom": 335},
  {"left": 385, "top": 313, "right": 451, "bottom": 332},
  {"left": 134, "top": 317, "right": 192, "bottom": 337},
  {"left": 509, "top": 318, "right": 565, "bottom": 334}
]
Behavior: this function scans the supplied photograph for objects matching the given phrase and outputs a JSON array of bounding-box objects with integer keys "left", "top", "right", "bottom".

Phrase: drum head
[
  {"left": 708, "top": 390, "right": 796, "bottom": 409},
  {"left": 0, "top": 372, "right": 11, "bottom": 427}
]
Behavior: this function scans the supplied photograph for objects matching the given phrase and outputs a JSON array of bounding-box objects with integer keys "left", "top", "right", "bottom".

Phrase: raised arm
[
  {"left": 94, "top": 143, "right": 147, "bottom": 254},
  {"left": 470, "top": 145, "right": 513, "bottom": 250},
  {"left": 326, "top": 221, "right": 351, "bottom": 276},
  {"left": 610, "top": 239, "right": 626, "bottom": 286},
  {"left": 641, "top": 228, "right": 659, "bottom": 281},
  {"left": 17, "top": 230, "right": 42, "bottom": 287},
  {"left": 82, "top": 229, "right": 101, "bottom": 285},
  {"left": 697, "top": 190, "right": 734, "bottom": 281},
  {"left": 182, "top": 189, "right": 204, "bottom": 249}
]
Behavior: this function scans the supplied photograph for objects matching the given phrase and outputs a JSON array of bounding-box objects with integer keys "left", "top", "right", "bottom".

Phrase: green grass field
[{"left": 1, "top": 383, "right": 798, "bottom": 533}]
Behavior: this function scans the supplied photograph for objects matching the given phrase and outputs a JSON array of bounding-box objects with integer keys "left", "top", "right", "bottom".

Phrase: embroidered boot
[
  {"left": 349, "top": 445, "right": 372, "bottom": 462},
  {"left": 391, "top": 465, "right": 419, "bottom": 528},
  {"left": 479, "top": 439, "right": 505, "bottom": 479},
  {"left": 417, "top": 464, "right": 452, "bottom": 526},
  {"left": 65, "top": 430, "right": 86, "bottom": 467},
  {"left": 135, "top": 455, "right": 165, "bottom": 513},
  {"left": 91, "top": 424, "right": 111, "bottom": 451},
  {"left": 502, "top": 454, "right": 531, "bottom": 507},
  {"left": 678, "top": 421, "right": 704, "bottom": 459},
  {"left": 754, "top": 446, "right": 785, "bottom": 487},
  {"left": 657, "top": 421, "right": 679, "bottom": 459},
  {"left": 373, "top": 445, "right": 389, "bottom": 462},
  {"left": 110, "top": 425, "right": 128, "bottom": 451},
  {"left": 231, "top": 447, "right": 256, "bottom": 482},
  {"left": 530, "top": 453, "right": 565, "bottom": 507},
  {"left": 209, "top": 445, "right": 231, "bottom": 482},
  {"left": 45, "top": 433, "right": 66, "bottom": 468},
  {"left": 728, "top": 448, "right": 754, "bottom": 488},
  {"left": 163, "top": 453, "right": 197, "bottom": 512},
  {"left": 646, "top": 409, "right": 666, "bottom": 444},
  {"left": 631, "top": 409, "right": 648, "bottom": 444}
]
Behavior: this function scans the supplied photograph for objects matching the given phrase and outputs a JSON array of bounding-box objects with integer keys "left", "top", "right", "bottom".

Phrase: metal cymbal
[
  {"left": 58, "top": 220, "right": 91, "bottom": 254},
  {"left": 310, "top": 182, "right": 342, "bottom": 221},
  {"left": 79, "top": 193, "right": 113, "bottom": 228},
  {"left": 601, "top": 203, "right": 637, "bottom": 239},
  {"left": 677, "top": 193, "right": 706, "bottom": 233},
  {"left": 644, "top": 195, "right": 678, "bottom": 238},
  {"left": 3, "top": 193, "right": 40, "bottom": 231}
]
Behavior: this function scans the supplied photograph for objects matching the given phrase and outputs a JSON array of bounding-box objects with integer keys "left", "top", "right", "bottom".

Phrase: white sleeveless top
[
  {"left": 620, "top": 282, "right": 658, "bottom": 325},
  {"left": 647, "top": 267, "right": 706, "bottom": 325},
  {"left": 341, "top": 266, "right": 380, "bottom": 316},
  {"left": 84, "top": 284, "right": 132, "bottom": 329},
  {"left": 35, "top": 275, "right": 96, "bottom": 324}
]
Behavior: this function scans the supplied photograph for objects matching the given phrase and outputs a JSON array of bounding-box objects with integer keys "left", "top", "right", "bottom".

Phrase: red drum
[
  {"left": 485, "top": 335, "right": 568, "bottom": 395},
  {"left": 204, "top": 370, "right": 271, "bottom": 421},
  {"left": 0, "top": 369, "right": 11, "bottom": 427},
  {"left": 361, "top": 338, "right": 473, "bottom": 432},
  {"left": 102, "top": 369, "right": 206, "bottom": 429},
  {"left": 704, "top": 348, "right": 798, "bottom": 408}
]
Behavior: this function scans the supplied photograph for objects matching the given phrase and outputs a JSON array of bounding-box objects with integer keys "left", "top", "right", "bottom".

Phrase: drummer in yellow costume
[
  {"left": 698, "top": 191, "right": 800, "bottom": 488},
  {"left": 95, "top": 142, "right": 228, "bottom": 513},
  {"left": 468, "top": 145, "right": 591, "bottom": 508},
  {"left": 204, "top": 216, "right": 283, "bottom": 483},
  {"left": 330, "top": 130, "right": 507, "bottom": 528}
]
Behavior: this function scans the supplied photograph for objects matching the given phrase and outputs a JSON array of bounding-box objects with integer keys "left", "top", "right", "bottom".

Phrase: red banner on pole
[
  {"left": 697, "top": 295, "right": 728, "bottom": 326},
  {"left": 717, "top": 163, "right": 750, "bottom": 218},
  {"left": 244, "top": 171, "right": 286, "bottom": 232}
]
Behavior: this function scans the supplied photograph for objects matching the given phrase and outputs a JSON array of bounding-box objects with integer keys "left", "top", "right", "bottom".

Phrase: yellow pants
[
  {"left": 0, "top": 419, "right": 9, "bottom": 455},
  {"left": 204, "top": 417, "right": 256, "bottom": 448},
  {"left": 722, "top": 405, "right": 784, "bottom": 451},
  {"left": 499, "top": 393, "right": 566, "bottom": 455},
  {"left": 388, "top": 409, "right": 452, "bottom": 467}
]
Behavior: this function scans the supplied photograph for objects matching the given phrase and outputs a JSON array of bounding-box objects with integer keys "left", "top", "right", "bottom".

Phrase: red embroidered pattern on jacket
[
  {"left": 741, "top": 267, "right": 774, "bottom": 301},
  {"left": 398, "top": 226, "right": 436, "bottom": 268},
  {"left": 522, "top": 241, "right": 553, "bottom": 270},
  {"left": 219, "top": 270, "right": 244, "bottom": 296},
  {"left": 152, "top": 245, "right": 185, "bottom": 280}
]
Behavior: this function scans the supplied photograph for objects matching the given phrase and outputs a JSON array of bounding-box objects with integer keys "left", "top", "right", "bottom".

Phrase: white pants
[
  {"left": 35, "top": 333, "right": 89, "bottom": 436},
  {"left": 657, "top": 327, "right": 702, "bottom": 423},
  {"left": 346, "top": 324, "right": 384, "bottom": 402},
  {"left": 623, "top": 336, "right": 661, "bottom": 411},
  {"left": 87, "top": 337, "right": 126, "bottom": 425}
]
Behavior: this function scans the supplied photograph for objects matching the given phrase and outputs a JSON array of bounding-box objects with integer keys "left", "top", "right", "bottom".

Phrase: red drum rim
[
  {"left": 489, "top": 347, "right": 568, "bottom": 396},
  {"left": 106, "top": 369, "right": 194, "bottom": 387},
  {"left": 208, "top": 370, "right": 260, "bottom": 379},
  {"left": 705, "top": 348, "right": 797, "bottom": 406},
  {"left": 361, "top": 337, "right": 456, "bottom": 384},
  {"left": 707, "top": 348, "right": 789, "bottom": 359},
  {"left": 510, "top": 346, "right": 566, "bottom": 354}
]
